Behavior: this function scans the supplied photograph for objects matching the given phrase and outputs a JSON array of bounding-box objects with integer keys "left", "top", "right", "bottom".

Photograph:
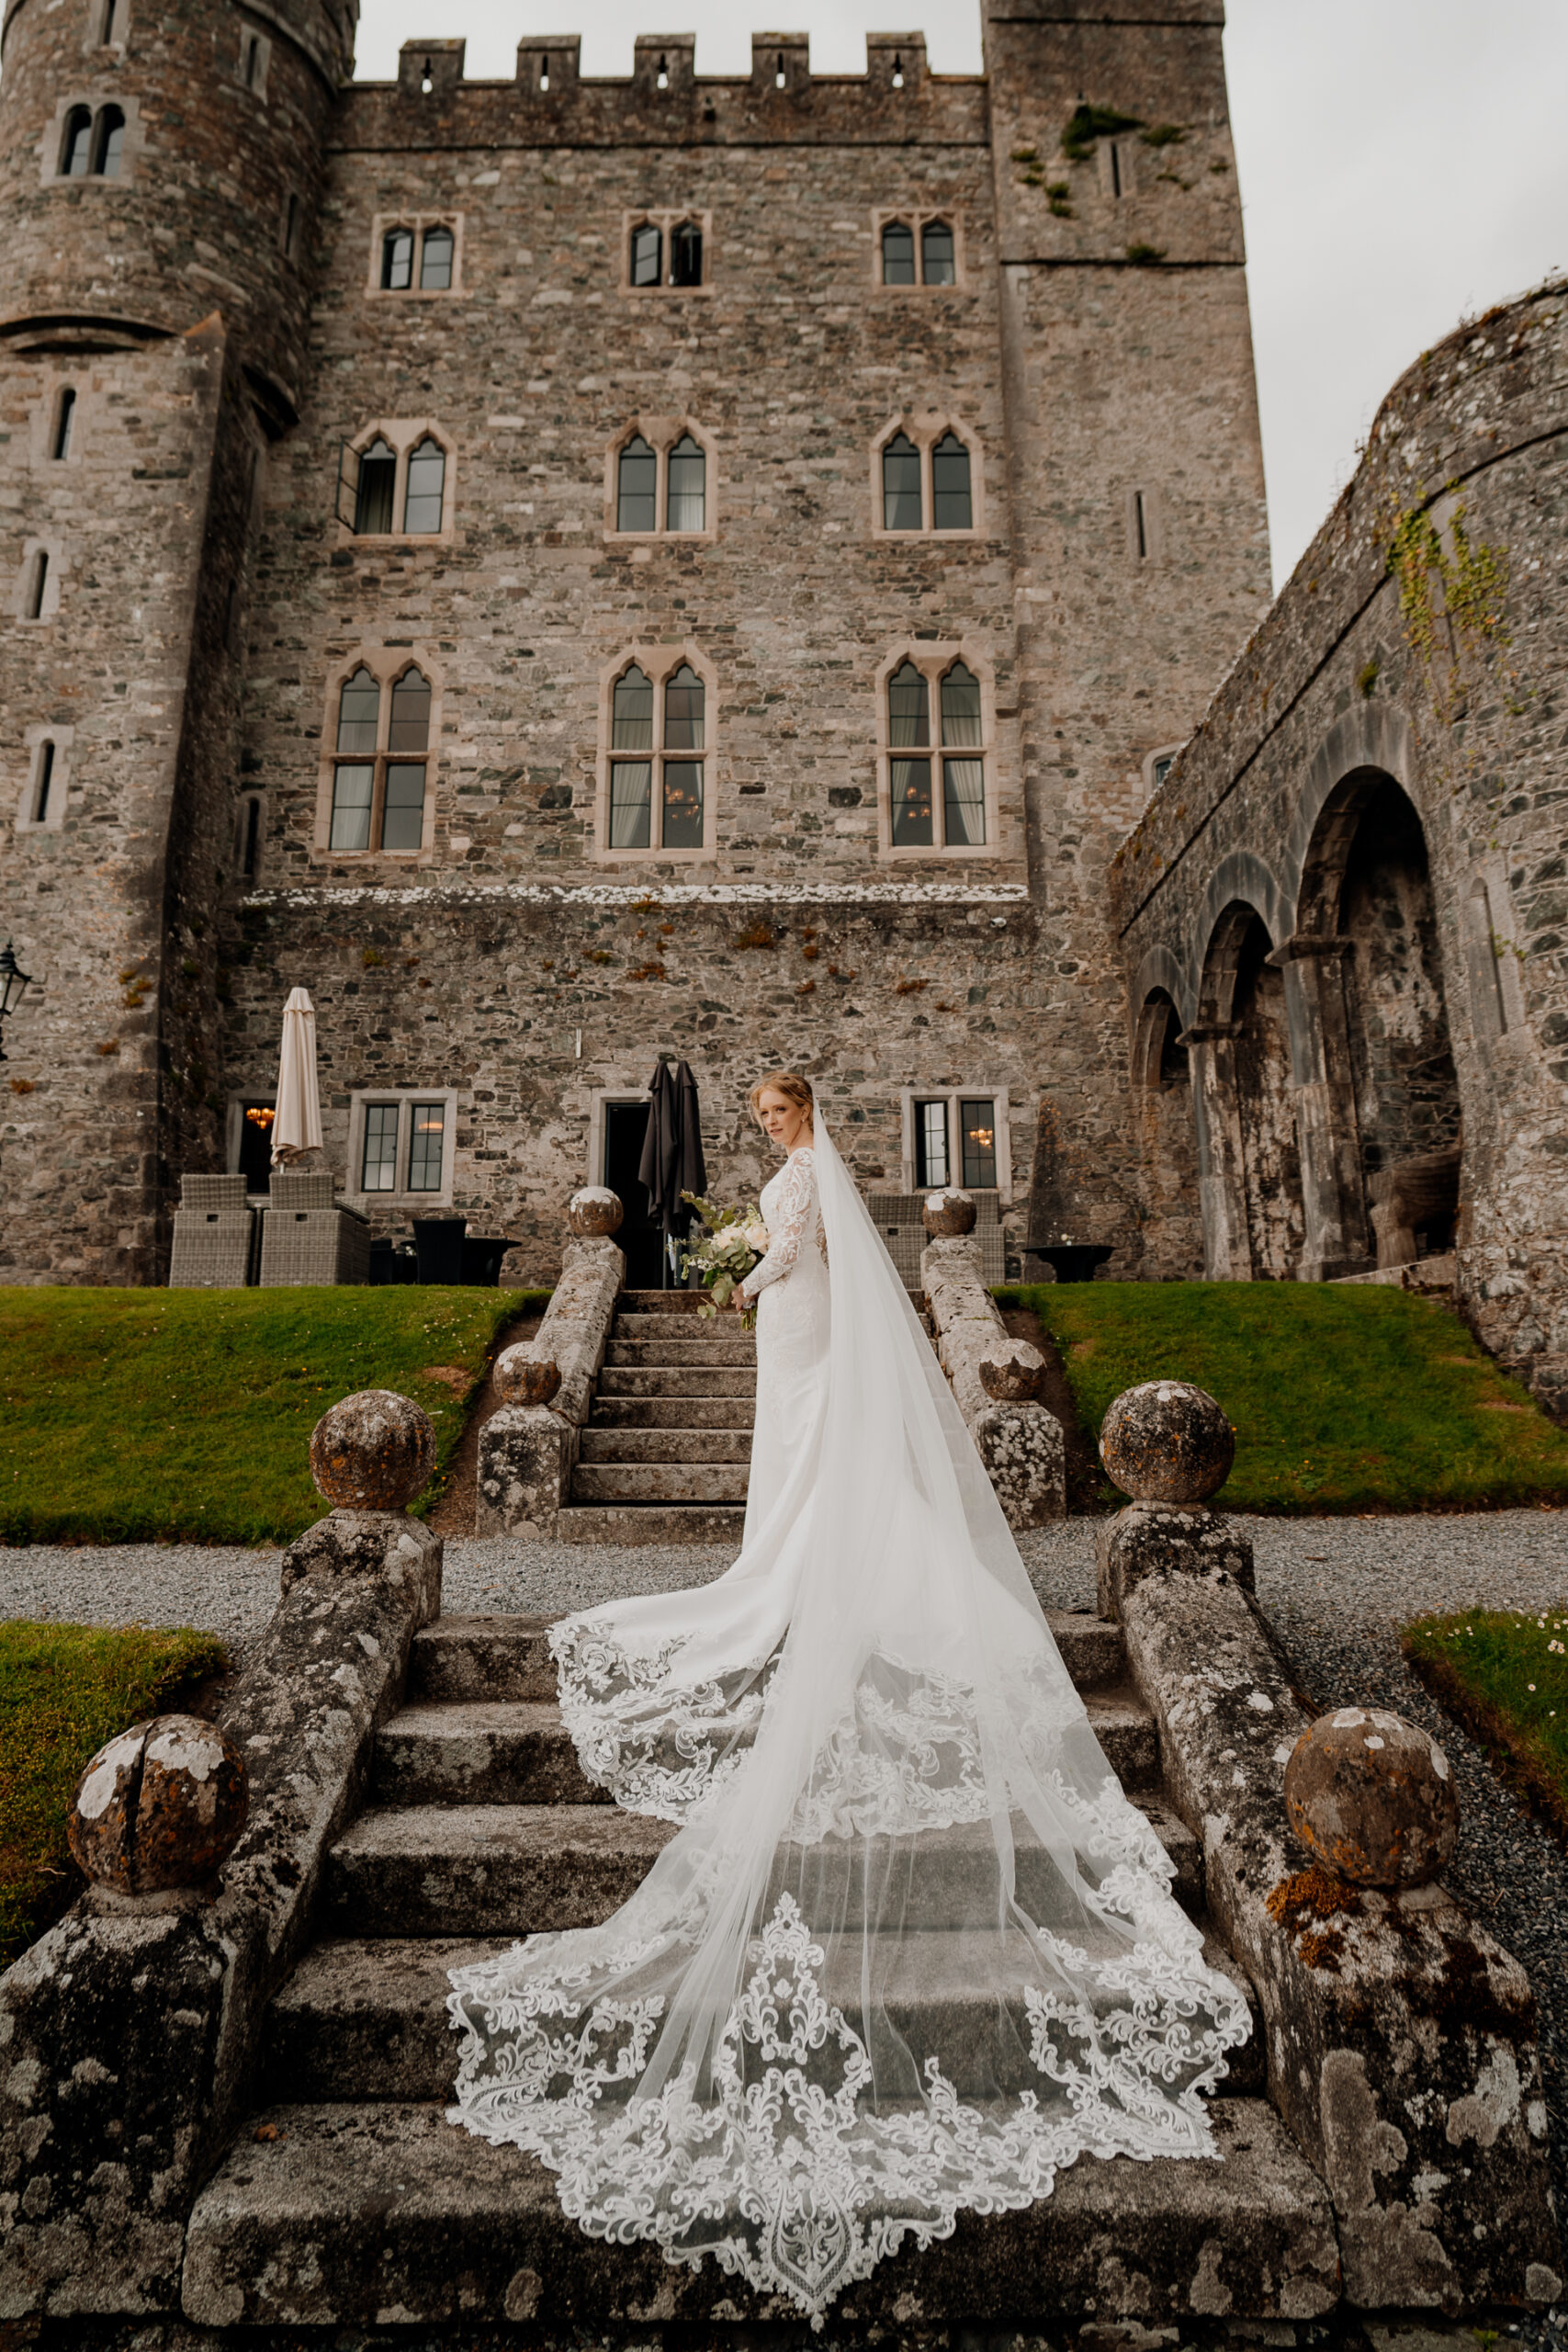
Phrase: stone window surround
[
  {"left": 366, "top": 213, "right": 465, "bottom": 298},
  {"left": 13, "top": 537, "right": 65, "bottom": 623},
  {"left": 870, "top": 412, "right": 985, "bottom": 541},
  {"left": 344, "top": 1087, "right": 460, "bottom": 1209},
  {"left": 1125, "top": 483, "right": 1165, "bottom": 564},
  {"left": 618, "top": 209, "right": 714, "bottom": 297},
  {"left": 337, "top": 419, "right": 457, "bottom": 542},
  {"left": 234, "top": 789, "right": 266, "bottom": 877},
  {"left": 586, "top": 1086, "right": 649, "bottom": 1192},
  {"left": 39, "top": 91, "right": 143, "bottom": 185},
  {"left": 874, "top": 639, "right": 998, "bottom": 860},
  {"left": 15, "top": 725, "right": 73, "bottom": 834},
  {"left": 29, "top": 376, "right": 89, "bottom": 469},
  {"left": 236, "top": 19, "right": 272, "bottom": 98},
  {"left": 602, "top": 414, "right": 717, "bottom": 543},
  {"left": 1142, "top": 740, "right": 1186, "bottom": 804},
  {"left": 872, "top": 208, "right": 966, "bottom": 292},
  {"left": 85, "top": 0, "right": 128, "bottom": 57},
  {"left": 898, "top": 1086, "right": 1012, "bottom": 1202},
  {"left": 592, "top": 640, "right": 719, "bottom": 865},
  {"left": 311, "top": 643, "right": 444, "bottom": 862}
]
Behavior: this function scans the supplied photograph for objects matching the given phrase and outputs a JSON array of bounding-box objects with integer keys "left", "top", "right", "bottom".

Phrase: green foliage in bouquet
[{"left": 679, "top": 1191, "right": 770, "bottom": 1324}]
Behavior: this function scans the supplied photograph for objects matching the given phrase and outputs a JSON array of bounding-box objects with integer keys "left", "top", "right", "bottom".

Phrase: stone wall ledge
[
  {"left": 0, "top": 1513, "right": 442, "bottom": 2319},
  {"left": 1117, "top": 1557, "right": 1562, "bottom": 2312},
  {"left": 921, "top": 1232, "right": 1066, "bottom": 1526}
]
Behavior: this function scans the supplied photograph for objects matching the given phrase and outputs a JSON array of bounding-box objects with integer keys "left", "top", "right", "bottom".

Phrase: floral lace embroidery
[
  {"left": 740, "top": 1149, "right": 828, "bottom": 1304},
  {"left": 551, "top": 1615, "right": 773, "bottom": 1824}
]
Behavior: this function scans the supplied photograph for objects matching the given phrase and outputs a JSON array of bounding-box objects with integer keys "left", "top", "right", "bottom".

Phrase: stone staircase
[
  {"left": 180, "top": 1608, "right": 1344, "bottom": 2329},
  {"left": 558, "top": 1286, "right": 752, "bottom": 1545}
]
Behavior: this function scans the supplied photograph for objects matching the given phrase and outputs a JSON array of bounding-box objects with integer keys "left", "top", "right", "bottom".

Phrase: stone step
[
  {"left": 323, "top": 1801, "right": 1202, "bottom": 1939},
  {"left": 614, "top": 1311, "right": 743, "bottom": 1340},
  {"left": 184, "top": 2098, "right": 1335, "bottom": 2328},
  {"left": 598, "top": 1365, "right": 757, "bottom": 1399},
  {"left": 578, "top": 1427, "right": 754, "bottom": 1464},
  {"left": 589, "top": 1396, "right": 757, "bottom": 1430},
  {"left": 620, "top": 1288, "right": 709, "bottom": 1313},
  {"left": 263, "top": 1927, "right": 1263, "bottom": 2106},
  {"left": 372, "top": 1688, "right": 1156, "bottom": 1809},
  {"left": 554, "top": 1503, "right": 748, "bottom": 1545},
  {"left": 571, "top": 1462, "right": 750, "bottom": 1504},
  {"left": 604, "top": 1336, "right": 757, "bottom": 1369}
]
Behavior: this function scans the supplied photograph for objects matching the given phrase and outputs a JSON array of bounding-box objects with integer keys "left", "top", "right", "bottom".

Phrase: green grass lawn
[
  {"left": 1, "top": 1619, "right": 230, "bottom": 1968},
  {"left": 1404, "top": 1607, "right": 1568, "bottom": 1835},
  {"left": 0, "top": 1286, "right": 546, "bottom": 1546},
  {"left": 997, "top": 1282, "right": 1568, "bottom": 1514}
]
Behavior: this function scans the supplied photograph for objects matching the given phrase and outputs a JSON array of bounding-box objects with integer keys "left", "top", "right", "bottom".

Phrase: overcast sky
[{"left": 352, "top": 1, "right": 1566, "bottom": 595}]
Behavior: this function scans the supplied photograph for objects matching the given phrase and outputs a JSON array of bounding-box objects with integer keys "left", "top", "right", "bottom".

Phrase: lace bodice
[{"left": 739, "top": 1148, "right": 827, "bottom": 1303}]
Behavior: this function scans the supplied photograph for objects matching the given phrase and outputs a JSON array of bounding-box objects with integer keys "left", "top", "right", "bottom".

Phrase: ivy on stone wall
[{"left": 1385, "top": 489, "right": 1509, "bottom": 722}]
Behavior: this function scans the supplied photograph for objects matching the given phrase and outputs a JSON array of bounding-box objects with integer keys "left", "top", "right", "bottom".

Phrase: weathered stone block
[
  {"left": 476, "top": 1404, "right": 571, "bottom": 1537},
  {"left": 922, "top": 1234, "right": 1065, "bottom": 1524},
  {"left": 1095, "top": 1499, "right": 1255, "bottom": 1619},
  {"left": 69, "top": 1715, "right": 248, "bottom": 1895}
]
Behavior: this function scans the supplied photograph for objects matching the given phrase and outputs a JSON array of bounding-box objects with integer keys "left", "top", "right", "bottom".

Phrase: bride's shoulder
[{"left": 787, "top": 1144, "right": 817, "bottom": 1169}]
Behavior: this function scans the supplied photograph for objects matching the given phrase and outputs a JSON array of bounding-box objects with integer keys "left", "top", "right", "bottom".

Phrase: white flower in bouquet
[{"left": 741, "top": 1220, "right": 770, "bottom": 1254}]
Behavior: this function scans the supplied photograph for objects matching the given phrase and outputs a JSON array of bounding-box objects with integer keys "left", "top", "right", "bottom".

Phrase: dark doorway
[
  {"left": 236, "top": 1100, "right": 276, "bottom": 1193},
  {"left": 604, "top": 1098, "right": 663, "bottom": 1287}
]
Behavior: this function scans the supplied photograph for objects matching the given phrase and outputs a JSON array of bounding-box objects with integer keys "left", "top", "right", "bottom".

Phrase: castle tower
[{"left": 0, "top": 0, "right": 350, "bottom": 1279}]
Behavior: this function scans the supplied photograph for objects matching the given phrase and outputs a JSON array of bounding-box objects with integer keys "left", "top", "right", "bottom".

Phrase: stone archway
[
  {"left": 1131, "top": 978, "right": 1201, "bottom": 1276},
  {"left": 1188, "top": 893, "right": 1303, "bottom": 1281}
]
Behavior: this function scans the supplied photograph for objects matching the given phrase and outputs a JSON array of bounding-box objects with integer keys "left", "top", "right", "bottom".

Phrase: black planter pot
[
  {"left": 459, "top": 1236, "right": 516, "bottom": 1288},
  {"left": 1026, "top": 1243, "right": 1114, "bottom": 1284},
  {"left": 412, "top": 1216, "right": 467, "bottom": 1285}
]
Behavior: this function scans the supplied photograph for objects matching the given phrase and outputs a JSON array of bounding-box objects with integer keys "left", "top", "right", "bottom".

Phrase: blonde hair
[{"left": 748, "top": 1069, "right": 814, "bottom": 1130}]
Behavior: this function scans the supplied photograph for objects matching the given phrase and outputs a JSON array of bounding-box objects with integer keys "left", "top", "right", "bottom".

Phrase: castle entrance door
[{"left": 603, "top": 1098, "right": 664, "bottom": 1287}]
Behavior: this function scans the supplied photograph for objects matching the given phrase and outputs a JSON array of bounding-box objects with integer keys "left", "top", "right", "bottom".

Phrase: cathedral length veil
[{"left": 446, "top": 1113, "right": 1249, "bottom": 2323}]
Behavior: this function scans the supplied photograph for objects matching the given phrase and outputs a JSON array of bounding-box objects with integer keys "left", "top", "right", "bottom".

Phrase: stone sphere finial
[
  {"left": 979, "top": 1342, "right": 1047, "bottom": 1403},
  {"left": 922, "top": 1187, "right": 976, "bottom": 1238},
  {"left": 495, "top": 1345, "right": 563, "bottom": 1408},
  {"left": 310, "top": 1388, "right": 436, "bottom": 1510},
  {"left": 1284, "top": 1707, "right": 1459, "bottom": 1888},
  {"left": 568, "top": 1186, "right": 623, "bottom": 1238},
  {"left": 1099, "top": 1379, "right": 1235, "bottom": 1505},
  {"left": 70, "top": 1714, "right": 248, "bottom": 1894}
]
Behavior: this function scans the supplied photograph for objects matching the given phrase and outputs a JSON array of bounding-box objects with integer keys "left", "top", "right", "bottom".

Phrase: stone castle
[{"left": 2, "top": 0, "right": 1564, "bottom": 1411}]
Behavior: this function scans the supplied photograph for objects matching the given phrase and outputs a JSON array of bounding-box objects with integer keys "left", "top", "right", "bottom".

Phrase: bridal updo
[{"left": 747, "top": 1069, "right": 814, "bottom": 1129}]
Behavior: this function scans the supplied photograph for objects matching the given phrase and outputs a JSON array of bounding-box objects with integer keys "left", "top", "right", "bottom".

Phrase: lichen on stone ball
[{"left": 309, "top": 1387, "right": 436, "bottom": 1510}]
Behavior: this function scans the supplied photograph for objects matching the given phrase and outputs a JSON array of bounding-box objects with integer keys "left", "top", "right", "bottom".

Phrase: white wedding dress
[{"left": 447, "top": 1120, "right": 1249, "bottom": 2323}]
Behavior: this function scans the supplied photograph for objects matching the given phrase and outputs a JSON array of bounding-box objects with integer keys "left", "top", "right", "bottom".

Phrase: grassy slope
[
  {"left": 1, "top": 1620, "right": 230, "bottom": 1968},
  {"left": 1404, "top": 1607, "right": 1568, "bottom": 1835},
  {"left": 998, "top": 1282, "right": 1568, "bottom": 1514},
  {"left": 0, "top": 1286, "right": 544, "bottom": 1545}
]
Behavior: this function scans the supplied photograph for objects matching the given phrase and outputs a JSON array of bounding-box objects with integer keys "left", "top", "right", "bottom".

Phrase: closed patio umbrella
[
  {"left": 271, "top": 987, "right": 324, "bottom": 1166},
  {"left": 637, "top": 1056, "right": 706, "bottom": 1281}
]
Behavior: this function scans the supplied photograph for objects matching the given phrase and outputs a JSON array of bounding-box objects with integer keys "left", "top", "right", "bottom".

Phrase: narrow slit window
[
  {"left": 419, "top": 225, "right": 454, "bottom": 290},
  {"left": 1134, "top": 490, "right": 1148, "bottom": 560},
  {"left": 931, "top": 432, "right": 972, "bottom": 530},
  {"left": 408, "top": 1102, "right": 446, "bottom": 1192},
  {"left": 882, "top": 433, "right": 922, "bottom": 530},
  {"left": 616, "top": 435, "right": 657, "bottom": 532},
  {"left": 537, "top": 57, "right": 549, "bottom": 91},
  {"left": 284, "top": 192, "right": 299, "bottom": 256},
  {"left": 959, "top": 1099, "right": 997, "bottom": 1189},
  {"left": 630, "top": 222, "right": 661, "bottom": 288},
  {"left": 242, "top": 794, "right": 261, "bottom": 876},
  {"left": 353, "top": 437, "right": 396, "bottom": 534},
  {"left": 381, "top": 229, "right": 414, "bottom": 290},
  {"left": 93, "top": 105, "right": 125, "bottom": 175},
  {"left": 61, "top": 107, "right": 94, "bottom": 176},
  {"left": 921, "top": 220, "right": 955, "bottom": 284},
  {"left": 774, "top": 51, "right": 785, "bottom": 86},
  {"left": 100, "top": 0, "right": 118, "bottom": 41},
  {"left": 888, "top": 661, "right": 932, "bottom": 847},
  {"left": 666, "top": 434, "right": 705, "bottom": 531},
  {"left": 881, "top": 220, "right": 916, "bottom": 286},
  {"left": 401, "top": 436, "right": 446, "bottom": 532},
  {"left": 361, "top": 1102, "right": 400, "bottom": 1191},
  {"left": 33, "top": 742, "right": 56, "bottom": 824},
  {"left": 51, "top": 389, "right": 76, "bottom": 462},
  {"left": 914, "top": 1100, "right": 950, "bottom": 1189},
  {"left": 669, "top": 220, "right": 703, "bottom": 287},
  {"left": 243, "top": 34, "right": 260, "bottom": 86},
  {"left": 24, "top": 551, "right": 50, "bottom": 621}
]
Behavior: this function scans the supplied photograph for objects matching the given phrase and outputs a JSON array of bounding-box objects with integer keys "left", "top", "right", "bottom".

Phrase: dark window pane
[
  {"left": 402, "top": 435, "right": 445, "bottom": 531},
  {"left": 612, "top": 664, "right": 653, "bottom": 750},
  {"left": 408, "top": 1102, "right": 445, "bottom": 1192},
  {"left": 419, "top": 225, "right": 454, "bottom": 290},
  {"left": 380, "top": 763, "right": 425, "bottom": 850},
  {"left": 361, "top": 1102, "right": 400, "bottom": 1191},
  {"left": 921, "top": 219, "right": 955, "bottom": 284},
  {"left": 242, "top": 794, "right": 261, "bottom": 876},
  {"left": 609, "top": 761, "right": 651, "bottom": 848},
  {"left": 1153, "top": 754, "right": 1175, "bottom": 792},
  {"left": 389, "top": 667, "right": 431, "bottom": 752},
  {"left": 881, "top": 220, "right": 915, "bottom": 285},
  {"left": 61, "top": 107, "right": 93, "bottom": 176},
  {"left": 51, "top": 389, "right": 75, "bottom": 462},
  {"left": 670, "top": 220, "right": 703, "bottom": 286},
  {"left": 891, "top": 757, "right": 932, "bottom": 846},
  {"left": 94, "top": 106, "right": 125, "bottom": 176},
  {"left": 960, "top": 1098, "right": 997, "bottom": 1189},
  {"left": 914, "top": 1100, "right": 949, "bottom": 1188},
  {"left": 24, "top": 551, "right": 48, "bottom": 620},
  {"left": 630, "top": 222, "right": 661, "bottom": 287},
  {"left": 931, "top": 432, "right": 972, "bottom": 530},
  {"left": 882, "top": 432, "right": 921, "bottom": 530},
  {"left": 887, "top": 660, "right": 930, "bottom": 748},
  {"left": 661, "top": 760, "right": 703, "bottom": 848},
  {"left": 943, "top": 758, "right": 986, "bottom": 844},
  {"left": 354, "top": 437, "right": 396, "bottom": 534},
  {"left": 663, "top": 662, "right": 705, "bottom": 750},
  {"left": 940, "top": 660, "right": 982, "bottom": 746},
  {"left": 616, "top": 435, "right": 657, "bottom": 532},
  {"left": 34, "top": 742, "right": 55, "bottom": 825},
  {"left": 329, "top": 763, "right": 374, "bottom": 850},
  {"left": 666, "top": 434, "right": 705, "bottom": 530},
  {"left": 381, "top": 229, "right": 413, "bottom": 289},
  {"left": 336, "top": 665, "right": 380, "bottom": 753}
]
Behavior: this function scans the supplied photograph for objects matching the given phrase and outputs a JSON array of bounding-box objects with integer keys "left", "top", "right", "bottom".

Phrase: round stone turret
[
  {"left": 1099, "top": 1380, "right": 1235, "bottom": 1505},
  {"left": 69, "top": 1713, "right": 248, "bottom": 1894},
  {"left": 309, "top": 1388, "right": 436, "bottom": 1510},
  {"left": 1284, "top": 1707, "right": 1460, "bottom": 1888}
]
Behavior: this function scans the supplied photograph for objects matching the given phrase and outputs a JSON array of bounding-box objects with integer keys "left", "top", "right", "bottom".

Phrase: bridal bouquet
[{"left": 678, "top": 1191, "right": 769, "bottom": 1323}]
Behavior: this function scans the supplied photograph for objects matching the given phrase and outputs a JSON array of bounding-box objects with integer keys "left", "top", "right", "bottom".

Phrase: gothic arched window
[
  {"left": 419, "top": 225, "right": 454, "bottom": 290},
  {"left": 882, "top": 432, "right": 921, "bottom": 530},
  {"left": 616, "top": 435, "right": 657, "bottom": 532},
  {"left": 921, "top": 220, "right": 955, "bottom": 284},
  {"left": 354, "top": 437, "right": 396, "bottom": 535},
  {"left": 666, "top": 434, "right": 705, "bottom": 531},
  {"left": 669, "top": 220, "right": 703, "bottom": 287},
  {"left": 401, "top": 436, "right": 446, "bottom": 532},
  {"left": 629, "top": 221, "right": 661, "bottom": 288},
  {"left": 92, "top": 105, "right": 125, "bottom": 175},
  {"left": 604, "top": 658, "right": 712, "bottom": 854},
  {"left": 329, "top": 664, "right": 433, "bottom": 854},
  {"left": 939, "top": 660, "right": 985, "bottom": 844},
  {"left": 931, "top": 431, "right": 972, "bottom": 530},
  {"left": 887, "top": 661, "right": 931, "bottom": 846},
  {"left": 380, "top": 228, "right": 414, "bottom": 290},
  {"left": 60, "top": 107, "right": 93, "bottom": 176},
  {"left": 881, "top": 220, "right": 915, "bottom": 286}
]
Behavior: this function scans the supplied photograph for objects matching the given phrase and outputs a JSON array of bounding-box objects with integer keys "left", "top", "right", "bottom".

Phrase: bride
[{"left": 447, "top": 1071, "right": 1249, "bottom": 2322}]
